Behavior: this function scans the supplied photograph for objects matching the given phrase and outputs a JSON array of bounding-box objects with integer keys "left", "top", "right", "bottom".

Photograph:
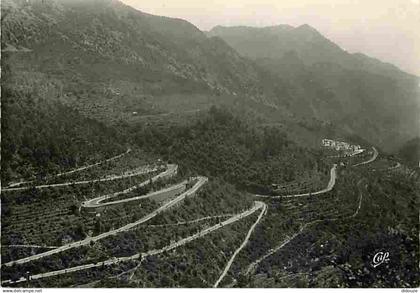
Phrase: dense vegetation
[
  {"left": 1, "top": 85, "right": 126, "bottom": 183},
  {"left": 1, "top": 168, "right": 161, "bottom": 247},
  {"left": 209, "top": 25, "right": 420, "bottom": 152},
  {"left": 1, "top": 0, "right": 418, "bottom": 289},
  {"left": 3, "top": 0, "right": 419, "bottom": 153},
  {"left": 2, "top": 179, "right": 256, "bottom": 286},
  {"left": 240, "top": 167, "right": 419, "bottom": 288},
  {"left": 133, "top": 106, "right": 329, "bottom": 194}
]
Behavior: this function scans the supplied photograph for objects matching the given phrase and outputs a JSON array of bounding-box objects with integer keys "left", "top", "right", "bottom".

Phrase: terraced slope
[{"left": 4, "top": 140, "right": 417, "bottom": 288}]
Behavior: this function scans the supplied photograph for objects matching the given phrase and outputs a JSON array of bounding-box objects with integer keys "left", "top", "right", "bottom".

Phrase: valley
[
  {"left": 1, "top": 137, "right": 418, "bottom": 288},
  {"left": 1, "top": 0, "right": 419, "bottom": 289}
]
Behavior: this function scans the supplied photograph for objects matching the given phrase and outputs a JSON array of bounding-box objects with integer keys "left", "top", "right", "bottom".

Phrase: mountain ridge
[
  {"left": 2, "top": 0, "right": 419, "bottom": 152},
  {"left": 209, "top": 24, "right": 420, "bottom": 152}
]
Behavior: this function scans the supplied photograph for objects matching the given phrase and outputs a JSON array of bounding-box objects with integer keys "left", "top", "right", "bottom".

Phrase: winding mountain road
[
  {"left": 214, "top": 202, "right": 267, "bottom": 287},
  {"left": 2, "top": 164, "right": 159, "bottom": 192},
  {"left": 246, "top": 180, "right": 365, "bottom": 275},
  {"left": 1, "top": 143, "right": 379, "bottom": 285},
  {"left": 353, "top": 147, "right": 378, "bottom": 167},
  {"left": 144, "top": 214, "right": 235, "bottom": 228},
  {"left": 2, "top": 201, "right": 265, "bottom": 285},
  {"left": 3, "top": 176, "right": 208, "bottom": 267},
  {"left": 81, "top": 164, "right": 178, "bottom": 209},
  {"left": 6, "top": 149, "right": 131, "bottom": 189},
  {"left": 256, "top": 164, "right": 337, "bottom": 199},
  {"left": 328, "top": 148, "right": 364, "bottom": 158}
]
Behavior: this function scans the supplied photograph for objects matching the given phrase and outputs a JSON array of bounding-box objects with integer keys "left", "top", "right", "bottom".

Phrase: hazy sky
[{"left": 121, "top": 0, "right": 420, "bottom": 76}]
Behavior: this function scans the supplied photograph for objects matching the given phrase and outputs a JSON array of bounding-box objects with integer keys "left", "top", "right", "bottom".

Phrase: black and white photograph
[{"left": 0, "top": 0, "right": 419, "bottom": 290}]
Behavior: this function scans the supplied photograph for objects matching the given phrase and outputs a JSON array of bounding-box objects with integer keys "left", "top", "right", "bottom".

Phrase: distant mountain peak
[
  {"left": 208, "top": 24, "right": 294, "bottom": 34},
  {"left": 293, "top": 23, "right": 323, "bottom": 38},
  {"left": 296, "top": 23, "right": 316, "bottom": 31}
]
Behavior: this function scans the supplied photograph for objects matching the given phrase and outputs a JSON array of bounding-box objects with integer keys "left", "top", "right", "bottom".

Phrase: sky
[{"left": 121, "top": 0, "right": 420, "bottom": 76}]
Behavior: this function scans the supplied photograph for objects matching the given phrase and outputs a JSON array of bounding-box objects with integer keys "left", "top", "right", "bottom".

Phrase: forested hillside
[
  {"left": 1, "top": 53, "right": 127, "bottom": 183},
  {"left": 133, "top": 106, "right": 329, "bottom": 193},
  {"left": 2, "top": 0, "right": 419, "bottom": 152},
  {"left": 1, "top": 87, "right": 127, "bottom": 183},
  {"left": 1, "top": 0, "right": 419, "bottom": 289},
  {"left": 1, "top": 0, "right": 283, "bottom": 121},
  {"left": 209, "top": 25, "right": 420, "bottom": 152}
]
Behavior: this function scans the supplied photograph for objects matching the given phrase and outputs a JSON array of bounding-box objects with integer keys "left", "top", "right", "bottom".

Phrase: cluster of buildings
[{"left": 322, "top": 139, "right": 364, "bottom": 156}]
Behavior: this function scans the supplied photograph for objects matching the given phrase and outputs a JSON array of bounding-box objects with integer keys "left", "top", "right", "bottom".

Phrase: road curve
[
  {"left": 6, "top": 149, "right": 131, "bottom": 188},
  {"left": 81, "top": 164, "right": 178, "bottom": 209},
  {"left": 2, "top": 164, "right": 158, "bottom": 192},
  {"left": 2, "top": 201, "right": 264, "bottom": 285},
  {"left": 256, "top": 164, "right": 337, "bottom": 199},
  {"left": 328, "top": 148, "right": 364, "bottom": 159},
  {"left": 3, "top": 176, "right": 208, "bottom": 267},
  {"left": 353, "top": 147, "right": 378, "bottom": 167},
  {"left": 246, "top": 180, "right": 365, "bottom": 275},
  {"left": 214, "top": 202, "right": 267, "bottom": 287}
]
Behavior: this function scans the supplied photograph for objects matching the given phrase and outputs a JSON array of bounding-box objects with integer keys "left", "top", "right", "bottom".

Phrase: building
[{"left": 322, "top": 138, "right": 362, "bottom": 156}]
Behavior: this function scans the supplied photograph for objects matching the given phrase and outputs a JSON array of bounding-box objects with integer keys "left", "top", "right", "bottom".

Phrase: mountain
[
  {"left": 1, "top": 1, "right": 419, "bottom": 289},
  {"left": 209, "top": 25, "right": 420, "bottom": 152},
  {"left": 208, "top": 24, "right": 413, "bottom": 77},
  {"left": 208, "top": 24, "right": 347, "bottom": 67},
  {"left": 1, "top": 0, "right": 285, "bottom": 121},
  {"left": 1, "top": 56, "right": 127, "bottom": 182},
  {"left": 2, "top": 0, "right": 419, "bottom": 152}
]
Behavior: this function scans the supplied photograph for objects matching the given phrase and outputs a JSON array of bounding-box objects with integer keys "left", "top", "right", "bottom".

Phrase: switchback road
[
  {"left": 214, "top": 202, "right": 268, "bottom": 287},
  {"left": 6, "top": 149, "right": 131, "bottom": 188},
  {"left": 81, "top": 164, "right": 178, "bottom": 209},
  {"left": 3, "top": 176, "right": 208, "bottom": 267},
  {"left": 246, "top": 180, "right": 365, "bottom": 275},
  {"left": 144, "top": 214, "right": 235, "bottom": 228},
  {"left": 256, "top": 164, "right": 337, "bottom": 199},
  {"left": 2, "top": 164, "right": 158, "bottom": 192},
  {"left": 2, "top": 201, "right": 265, "bottom": 285},
  {"left": 353, "top": 147, "right": 378, "bottom": 167}
]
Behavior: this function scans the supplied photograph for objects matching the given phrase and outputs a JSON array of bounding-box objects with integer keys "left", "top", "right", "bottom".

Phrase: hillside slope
[
  {"left": 1, "top": 0, "right": 285, "bottom": 120},
  {"left": 1, "top": 53, "right": 127, "bottom": 183},
  {"left": 209, "top": 25, "right": 420, "bottom": 152},
  {"left": 398, "top": 137, "right": 420, "bottom": 167},
  {"left": 2, "top": 0, "right": 418, "bottom": 152}
]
